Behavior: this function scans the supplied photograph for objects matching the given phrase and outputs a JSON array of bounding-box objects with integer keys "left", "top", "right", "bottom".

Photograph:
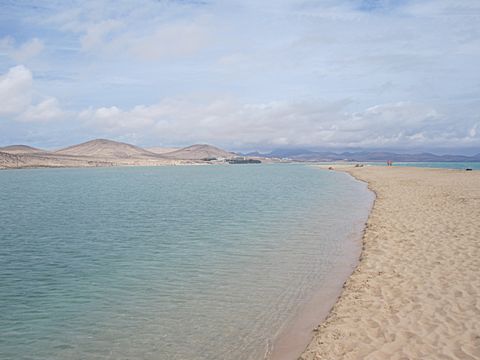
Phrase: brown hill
[
  {"left": 163, "top": 144, "right": 236, "bottom": 160},
  {"left": 0, "top": 145, "right": 45, "bottom": 154},
  {"left": 55, "top": 139, "right": 159, "bottom": 159}
]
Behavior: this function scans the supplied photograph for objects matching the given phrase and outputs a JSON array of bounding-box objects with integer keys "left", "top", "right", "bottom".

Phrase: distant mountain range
[
  {"left": 0, "top": 139, "right": 243, "bottom": 169},
  {"left": 245, "top": 149, "right": 480, "bottom": 162},
  {"left": 2, "top": 139, "right": 479, "bottom": 169}
]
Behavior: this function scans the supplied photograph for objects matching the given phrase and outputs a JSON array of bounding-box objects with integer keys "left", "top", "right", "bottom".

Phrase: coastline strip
[
  {"left": 269, "top": 170, "right": 373, "bottom": 360},
  {"left": 301, "top": 166, "right": 480, "bottom": 359}
]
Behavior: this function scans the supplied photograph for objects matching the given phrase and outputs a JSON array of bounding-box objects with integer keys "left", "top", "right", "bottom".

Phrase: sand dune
[
  {"left": 162, "top": 144, "right": 236, "bottom": 160},
  {"left": 300, "top": 166, "right": 480, "bottom": 360},
  {"left": 55, "top": 138, "right": 160, "bottom": 158}
]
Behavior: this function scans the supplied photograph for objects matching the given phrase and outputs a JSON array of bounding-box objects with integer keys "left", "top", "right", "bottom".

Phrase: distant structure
[{"left": 227, "top": 157, "right": 261, "bottom": 164}]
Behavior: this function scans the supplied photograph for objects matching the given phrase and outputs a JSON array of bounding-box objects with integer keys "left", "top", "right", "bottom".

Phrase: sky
[{"left": 0, "top": 0, "right": 479, "bottom": 154}]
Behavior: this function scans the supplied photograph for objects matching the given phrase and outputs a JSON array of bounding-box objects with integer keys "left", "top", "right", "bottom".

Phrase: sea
[{"left": 0, "top": 164, "right": 373, "bottom": 360}]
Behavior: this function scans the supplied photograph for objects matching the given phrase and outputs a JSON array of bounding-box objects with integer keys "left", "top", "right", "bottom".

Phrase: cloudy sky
[{"left": 0, "top": 0, "right": 479, "bottom": 153}]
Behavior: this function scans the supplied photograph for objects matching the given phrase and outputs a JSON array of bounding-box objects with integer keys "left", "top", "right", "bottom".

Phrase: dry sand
[{"left": 301, "top": 165, "right": 480, "bottom": 360}]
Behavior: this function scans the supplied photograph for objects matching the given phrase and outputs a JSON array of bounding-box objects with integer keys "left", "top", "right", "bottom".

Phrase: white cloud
[
  {"left": 0, "top": 66, "right": 64, "bottom": 122},
  {"left": 1, "top": 63, "right": 477, "bottom": 149},
  {"left": 80, "top": 20, "right": 212, "bottom": 60},
  {"left": 41, "top": 2, "right": 211, "bottom": 60},
  {"left": 76, "top": 97, "right": 479, "bottom": 150},
  {"left": 405, "top": 0, "right": 480, "bottom": 17},
  {"left": 79, "top": 105, "right": 155, "bottom": 130},
  {"left": 80, "top": 19, "right": 123, "bottom": 50},
  {"left": 1, "top": 1, "right": 479, "bottom": 152},
  {"left": 0, "top": 37, "right": 44, "bottom": 61},
  {"left": 20, "top": 97, "right": 65, "bottom": 122},
  {"left": 12, "top": 38, "right": 45, "bottom": 62},
  {"left": 129, "top": 22, "right": 210, "bottom": 60},
  {"left": 0, "top": 65, "right": 33, "bottom": 116},
  {"left": 469, "top": 123, "right": 478, "bottom": 138}
]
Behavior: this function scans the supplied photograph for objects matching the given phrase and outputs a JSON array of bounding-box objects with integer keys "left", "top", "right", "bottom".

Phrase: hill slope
[
  {"left": 0, "top": 145, "right": 45, "bottom": 154},
  {"left": 55, "top": 139, "right": 159, "bottom": 158},
  {"left": 163, "top": 144, "right": 236, "bottom": 160},
  {"left": 146, "top": 147, "right": 181, "bottom": 154}
]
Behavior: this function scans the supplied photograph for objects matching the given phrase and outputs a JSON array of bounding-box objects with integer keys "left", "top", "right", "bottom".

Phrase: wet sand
[{"left": 300, "top": 165, "right": 480, "bottom": 359}]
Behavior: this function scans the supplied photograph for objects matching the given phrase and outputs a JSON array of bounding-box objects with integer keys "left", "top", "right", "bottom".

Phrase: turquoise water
[{"left": 0, "top": 164, "right": 373, "bottom": 360}]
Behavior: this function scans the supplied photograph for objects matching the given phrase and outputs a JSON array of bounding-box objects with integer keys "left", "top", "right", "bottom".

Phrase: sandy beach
[{"left": 301, "top": 166, "right": 480, "bottom": 360}]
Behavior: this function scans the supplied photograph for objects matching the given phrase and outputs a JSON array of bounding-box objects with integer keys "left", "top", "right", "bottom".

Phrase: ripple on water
[{"left": 0, "top": 164, "right": 373, "bottom": 360}]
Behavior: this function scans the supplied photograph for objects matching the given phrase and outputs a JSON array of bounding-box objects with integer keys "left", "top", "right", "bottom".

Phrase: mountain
[
  {"left": 341, "top": 151, "right": 477, "bottom": 162},
  {"left": 255, "top": 148, "right": 480, "bottom": 162},
  {"left": 3, "top": 139, "right": 478, "bottom": 170},
  {"left": 55, "top": 139, "right": 159, "bottom": 159},
  {"left": 268, "top": 149, "right": 326, "bottom": 158},
  {"left": 0, "top": 145, "right": 45, "bottom": 154},
  {"left": 247, "top": 149, "right": 345, "bottom": 161},
  {"left": 163, "top": 144, "right": 236, "bottom": 160},
  {"left": 0, "top": 139, "right": 244, "bottom": 169}
]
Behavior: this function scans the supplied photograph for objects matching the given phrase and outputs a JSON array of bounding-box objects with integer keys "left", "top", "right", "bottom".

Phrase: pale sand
[{"left": 301, "top": 165, "right": 480, "bottom": 360}]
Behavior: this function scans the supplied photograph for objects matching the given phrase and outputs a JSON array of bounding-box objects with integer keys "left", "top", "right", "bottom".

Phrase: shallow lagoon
[{"left": 0, "top": 164, "right": 373, "bottom": 360}]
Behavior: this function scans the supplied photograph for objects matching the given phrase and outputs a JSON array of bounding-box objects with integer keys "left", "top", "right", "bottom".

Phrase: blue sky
[{"left": 0, "top": 0, "right": 479, "bottom": 153}]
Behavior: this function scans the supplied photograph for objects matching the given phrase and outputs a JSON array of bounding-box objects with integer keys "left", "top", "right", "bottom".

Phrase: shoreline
[
  {"left": 268, "top": 170, "right": 375, "bottom": 360},
  {"left": 300, "top": 165, "right": 480, "bottom": 359}
]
